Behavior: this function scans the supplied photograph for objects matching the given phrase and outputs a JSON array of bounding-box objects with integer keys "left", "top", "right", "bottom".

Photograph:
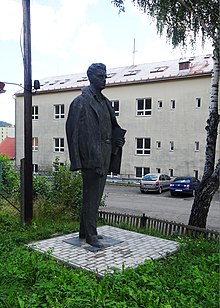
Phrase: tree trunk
[{"left": 188, "top": 48, "right": 220, "bottom": 228}]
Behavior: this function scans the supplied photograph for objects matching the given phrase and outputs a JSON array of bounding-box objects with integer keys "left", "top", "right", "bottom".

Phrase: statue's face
[{"left": 89, "top": 68, "right": 107, "bottom": 91}]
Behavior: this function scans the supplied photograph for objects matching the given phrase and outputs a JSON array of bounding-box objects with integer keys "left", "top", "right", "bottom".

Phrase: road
[{"left": 103, "top": 184, "right": 220, "bottom": 231}]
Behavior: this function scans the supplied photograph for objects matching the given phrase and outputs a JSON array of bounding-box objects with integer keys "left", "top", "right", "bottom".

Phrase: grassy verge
[{"left": 0, "top": 209, "right": 219, "bottom": 308}]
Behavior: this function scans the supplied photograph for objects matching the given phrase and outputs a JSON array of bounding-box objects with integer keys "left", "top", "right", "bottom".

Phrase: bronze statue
[{"left": 66, "top": 63, "right": 125, "bottom": 248}]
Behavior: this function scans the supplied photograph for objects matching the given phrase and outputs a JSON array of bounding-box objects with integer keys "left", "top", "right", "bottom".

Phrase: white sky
[{"left": 0, "top": 0, "right": 212, "bottom": 124}]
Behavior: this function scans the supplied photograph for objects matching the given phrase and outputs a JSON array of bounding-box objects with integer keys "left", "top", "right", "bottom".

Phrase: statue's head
[{"left": 87, "top": 63, "right": 107, "bottom": 91}]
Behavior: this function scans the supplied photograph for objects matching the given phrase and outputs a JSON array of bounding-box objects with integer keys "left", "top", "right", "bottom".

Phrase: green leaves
[{"left": 0, "top": 210, "right": 219, "bottom": 307}]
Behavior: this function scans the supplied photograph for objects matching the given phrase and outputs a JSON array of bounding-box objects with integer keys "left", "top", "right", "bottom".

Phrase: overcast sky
[{"left": 0, "top": 0, "right": 212, "bottom": 124}]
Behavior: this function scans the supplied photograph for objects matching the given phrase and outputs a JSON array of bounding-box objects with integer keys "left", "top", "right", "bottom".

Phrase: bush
[
  {"left": 33, "top": 175, "right": 51, "bottom": 200},
  {"left": 0, "top": 155, "right": 19, "bottom": 198},
  {"left": 50, "top": 163, "right": 83, "bottom": 218}
]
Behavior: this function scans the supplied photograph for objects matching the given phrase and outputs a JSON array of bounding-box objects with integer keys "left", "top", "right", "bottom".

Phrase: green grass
[{"left": 0, "top": 209, "right": 219, "bottom": 308}]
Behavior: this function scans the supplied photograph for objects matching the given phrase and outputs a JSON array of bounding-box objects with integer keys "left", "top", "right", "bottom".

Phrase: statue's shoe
[
  {"left": 79, "top": 234, "right": 103, "bottom": 239},
  {"left": 86, "top": 239, "right": 104, "bottom": 248}
]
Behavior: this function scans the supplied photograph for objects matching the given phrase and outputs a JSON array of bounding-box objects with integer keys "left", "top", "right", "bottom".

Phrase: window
[
  {"left": 179, "top": 61, "right": 190, "bottom": 70},
  {"left": 169, "top": 169, "right": 174, "bottom": 177},
  {"left": 156, "top": 168, "right": 161, "bottom": 173},
  {"left": 53, "top": 161, "right": 64, "bottom": 171},
  {"left": 54, "top": 104, "right": 65, "bottom": 119},
  {"left": 171, "top": 100, "right": 176, "bottom": 109},
  {"left": 32, "top": 137, "right": 38, "bottom": 151},
  {"left": 194, "top": 170, "right": 199, "bottom": 179},
  {"left": 32, "top": 105, "right": 38, "bottom": 120},
  {"left": 106, "top": 73, "right": 116, "bottom": 78},
  {"left": 157, "top": 100, "right": 163, "bottom": 109},
  {"left": 150, "top": 66, "right": 168, "bottom": 73},
  {"left": 195, "top": 141, "right": 200, "bottom": 151},
  {"left": 169, "top": 141, "right": 174, "bottom": 151},
  {"left": 111, "top": 100, "right": 119, "bottom": 116},
  {"left": 136, "top": 138, "right": 151, "bottom": 155},
  {"left": 77, "top": 76, "right": 88, "bottom": 82},
  {"left": 135, "top": 167, "right": 150, "bottom": 178},
  {"left": 54, "top": 138, "right": 64, "bottom": 152},
  {"left": 136, "top": 98, "right": 152, "bottom": 116},
  {"left": 32, "top": 164, "right": 39, "bottom": 174},
  {"left": 196, "top": 98, "right": 201, "bottom": 108},
  {"left": 124, "top": 70, "right": 140, "bottom": 76},
  {"left": 156, "top": 141, "right": 161, "bottom": 149}
]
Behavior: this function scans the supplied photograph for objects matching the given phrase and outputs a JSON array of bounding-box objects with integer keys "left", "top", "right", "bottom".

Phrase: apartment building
[
  {"left": 0, "top": 125, "right": 15, "bottom": 143},
  {"left": 15, "top": 54, "right": 220, "bottom": 178}
]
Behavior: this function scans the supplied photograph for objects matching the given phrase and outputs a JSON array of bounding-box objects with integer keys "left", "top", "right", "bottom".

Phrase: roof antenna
[{"left": 132, "top": 38, "right": 137, "bottom": 65}]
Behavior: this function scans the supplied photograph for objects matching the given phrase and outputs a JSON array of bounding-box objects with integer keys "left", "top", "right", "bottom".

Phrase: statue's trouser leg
[{"left": 80, "top": 142, "right": 111, "bottom": 242}]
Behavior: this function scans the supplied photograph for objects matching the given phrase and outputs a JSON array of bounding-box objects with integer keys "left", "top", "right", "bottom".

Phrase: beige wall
[
  {"left": 15, "top": 75, "right": 219, "bottom": 179},
  {"left": 0, "top": 126, "right": 15, "bottom": 143}
]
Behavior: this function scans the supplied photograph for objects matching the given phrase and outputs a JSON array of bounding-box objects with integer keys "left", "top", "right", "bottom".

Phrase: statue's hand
[{"left": 114, "top": 138, "right": 125, "bottom": 148}]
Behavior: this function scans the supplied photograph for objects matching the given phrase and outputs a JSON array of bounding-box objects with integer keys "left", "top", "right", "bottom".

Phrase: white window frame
[
  {"left": 32, "top": 137, "right": 38, "bottom": 151},
  {"left": 169, "top": 168, "right": 174, "bottom": 177},
  {"left": 157, "top": 100, "right": 163, "bottom": 109},
  {"left": 135, "top": 167, "right": 150, "bottom": 178},
  {"left": 54, "top": 104, "right": 65, "bottom": 119},
  {"left": 195, "top": 141, "right": 200, "bottom": 151},
  {"left": 169, "top": 141, "right": 174, "bottom": 151},
  {"left": 53, "top": 161, "right": 64, "bottom": 171},
  {"left": 33, "top": 164, "right": 39, "bottom": 174},
  {"left": 32, "top": 105, "right": 38, "bottom": 120},
  {"left": 194, "top": 170, "right": 199, "bottom": 179},
  {"left": 136, "top": 138, "right": 151, "bottom": 155},
  {"left": 54, "top": 138, "right": 64, "bottom": 152},
  {"left": 111, "top": 100, "right": 119, "bottom": 116},
  {"left": 136, "top": 98, "right": 152, "bottom": 116},
  {"left": 171, "top": 100, "right": 176, "bottom": 109},
  {"left": 156, "top": 141, "right": 161, "bottom": 149},
  {"left": 196, "top": 97, "right": 201, "bottom": 108}
]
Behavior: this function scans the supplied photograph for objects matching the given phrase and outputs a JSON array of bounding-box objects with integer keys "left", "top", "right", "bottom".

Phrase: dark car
[
  {"left": 140, "top": 173, "right": 171, "bottom": 194},
  {"left": 170, "top": 176, "right": 200, "bottom": 196}
]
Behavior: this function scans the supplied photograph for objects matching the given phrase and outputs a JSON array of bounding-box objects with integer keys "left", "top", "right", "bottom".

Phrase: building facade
[
  {"left": 15, "top": 55, "right": 220, "bottom": 178},
  {"left": 0, "top": 125, "right": 15, "bottom": 143}
]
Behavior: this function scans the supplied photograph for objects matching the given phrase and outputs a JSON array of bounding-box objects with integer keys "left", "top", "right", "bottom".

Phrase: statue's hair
[{"left": 87, "top": 63, "right": 106, "bottom": 79}]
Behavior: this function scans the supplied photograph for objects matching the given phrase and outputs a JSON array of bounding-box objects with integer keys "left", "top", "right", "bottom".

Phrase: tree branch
[{"left": 177, "top": 0, "right": 213, "bottom": 38}]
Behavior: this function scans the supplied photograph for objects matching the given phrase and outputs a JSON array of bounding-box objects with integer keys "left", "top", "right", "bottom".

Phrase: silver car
[{"left": 140, "top": 173, "right": 171, "bottom": 194}]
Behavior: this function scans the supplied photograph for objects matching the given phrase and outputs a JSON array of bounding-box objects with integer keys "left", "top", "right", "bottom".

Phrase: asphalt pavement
[{"left": 103, "top": 184, "right": 220, "bottom": 231}]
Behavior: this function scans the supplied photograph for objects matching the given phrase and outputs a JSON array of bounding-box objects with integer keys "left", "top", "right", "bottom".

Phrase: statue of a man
[{"left": 66, "top": 63, "right": 125, "bottom": 248}]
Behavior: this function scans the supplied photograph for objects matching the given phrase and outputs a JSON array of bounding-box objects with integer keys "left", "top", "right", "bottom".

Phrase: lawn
[{"left": 0, "top": 208, "right": 219, "bottom": 308}]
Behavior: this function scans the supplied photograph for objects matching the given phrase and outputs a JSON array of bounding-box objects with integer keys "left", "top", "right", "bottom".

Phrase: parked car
[
  {"left": 170, "top": 176, "right": 200, "bottom": 196},
  {"left": 140, "top": 173, "right": 171, "bottom": 194}
]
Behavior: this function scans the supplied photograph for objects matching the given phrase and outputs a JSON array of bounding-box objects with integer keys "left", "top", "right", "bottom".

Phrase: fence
[{"left": 98, "top": 210, "right": 219, "bottom": 239}]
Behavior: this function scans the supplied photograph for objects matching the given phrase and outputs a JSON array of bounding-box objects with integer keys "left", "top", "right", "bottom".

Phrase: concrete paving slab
[{"left": 27, "top": 225, "right": 179, "bottom": 276}]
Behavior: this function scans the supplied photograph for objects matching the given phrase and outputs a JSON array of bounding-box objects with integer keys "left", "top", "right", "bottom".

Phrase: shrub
[
  {"left": 0, "top": 155, "right": 19, "bottom": 198},
  {"left": 50, "top": 163, "right": 83, "bottom": 218},
  {"left": 33, "top": 175, "right": 51, "bottom": 200}
]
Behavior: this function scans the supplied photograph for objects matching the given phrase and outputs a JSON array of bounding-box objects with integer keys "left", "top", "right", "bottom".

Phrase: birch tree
[{"left": 112, "top": 0, "right": 220, "bottom": 228}]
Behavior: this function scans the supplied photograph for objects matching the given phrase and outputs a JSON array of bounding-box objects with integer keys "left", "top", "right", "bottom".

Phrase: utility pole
[{"left": 21, "top": 0, "right": 33, "bottom": 225}]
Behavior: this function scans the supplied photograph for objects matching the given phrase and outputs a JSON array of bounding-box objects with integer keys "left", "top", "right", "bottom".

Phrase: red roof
[{"left": 0, "top": 138, "right": 15, "bottom": 159}]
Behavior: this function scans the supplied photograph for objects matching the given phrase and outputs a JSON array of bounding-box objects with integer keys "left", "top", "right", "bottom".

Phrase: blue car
[{"left": 170, "top": 176, "right": 200, "bottom": 196}]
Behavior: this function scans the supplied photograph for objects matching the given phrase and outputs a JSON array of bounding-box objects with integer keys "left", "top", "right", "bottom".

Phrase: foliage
[
  {"left": 33, "top": 175, "right": 51, "bottom": 200},
  {"left": 0, "top": 155, "right": 19, "bottom": 197},
  {"left": 0, "top": 156, "right": 84, "bottom": 219},
  {"left": 0, "top": 211, "right": 219, "bottom": 307},
  {"left": 50, "top": 163, "right": 83, "bottom": 218},
  {"left": 112, "top": 0, "right": 219, "bottom": 48}
]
